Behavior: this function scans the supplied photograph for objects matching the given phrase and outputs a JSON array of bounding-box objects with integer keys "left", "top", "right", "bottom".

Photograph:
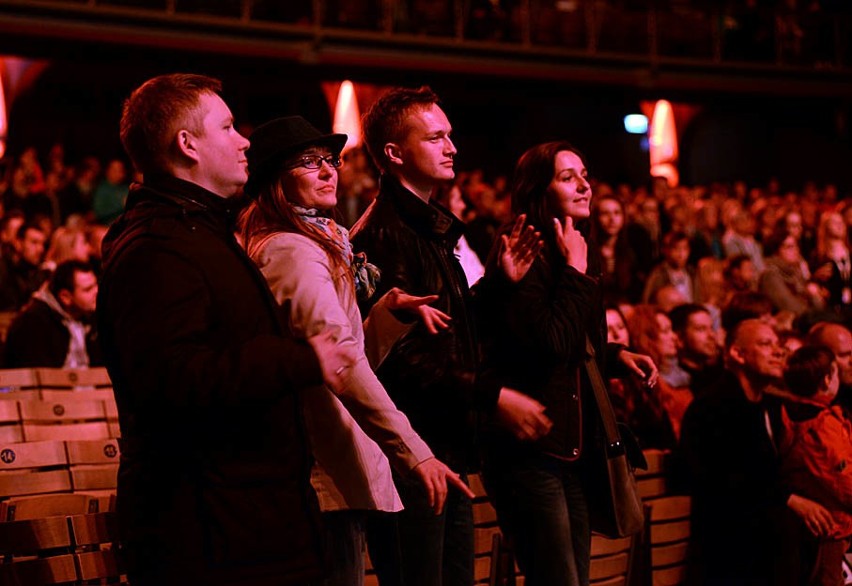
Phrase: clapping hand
[{"left": 498, "top": 214, "right": 543, "bottom": 284}]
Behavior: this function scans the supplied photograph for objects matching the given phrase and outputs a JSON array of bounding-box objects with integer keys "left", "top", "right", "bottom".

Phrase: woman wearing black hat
[{"left": 239, "top": 116, "right": 474, "bottom": 585}]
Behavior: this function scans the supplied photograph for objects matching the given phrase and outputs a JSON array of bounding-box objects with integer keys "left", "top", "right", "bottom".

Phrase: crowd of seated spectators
[
  {"left": 5, "top": 137, "right": 852, "bottom": 403},
  {"left": 2, "top": 135, "right": 851, "bottom": 582},
  {"left": 0, "top": 145, "right": 115, "bottom": 368}
]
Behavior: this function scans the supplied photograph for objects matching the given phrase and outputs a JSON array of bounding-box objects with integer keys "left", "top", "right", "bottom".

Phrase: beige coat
[{"left": 251, "top": 232, "right": 433, "bottom": 512}]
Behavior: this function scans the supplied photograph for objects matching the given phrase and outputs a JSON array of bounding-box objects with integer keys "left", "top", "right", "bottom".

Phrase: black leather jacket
[{"left": 351, "top": 175, "right": 501, "bottom": 465}]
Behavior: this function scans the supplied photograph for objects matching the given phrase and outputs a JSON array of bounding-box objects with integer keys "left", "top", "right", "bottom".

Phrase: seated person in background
[
  {"left": 642, "top": 230, "right": 696, "bottom": 305},
  {"left": 669, "top": 303, "right": 723, "bottom": 400},
  {"left": 722, "top": 253, "right": 758, "bottom": 305},
  {"left": 679, "top": 320, "right": 833, "bottom": 586},
  {"left": 807, "top": 322, "right": 852, "bottom": 416},
  {"left": 721, "top": 290, "right": 775, "bottom": 338},
  {"left": 0, "top": 210, "right": 25, "bottom": 254},
  {"left": 5, "top": 260, "right": 101, "bottom": 368},
  {"left": 627, "top": 304, "right": 692, "bottom": 442},
  {"left": 0, "top": 222, "right": 48, "bottom": 311},
  {"left": 723, "top": 208, "right": 766, "bottom": 273},
  {"left": 606, "top": 305, "right": 676, "bottom": 449},
  {"left": 759, "top": 229, "right": 825, "bottom": 316},
  {"left": 42, "top": 226, "right": 93, "bottom": 273},
  {"left": 652, "top": 283, "right": 688, "bottom": 314},
  {"left": 780, "top": 346, "right": 852, "bottom": 586},
  {"left": 778, "top": 330, "right": 805, "bottom": 361}
]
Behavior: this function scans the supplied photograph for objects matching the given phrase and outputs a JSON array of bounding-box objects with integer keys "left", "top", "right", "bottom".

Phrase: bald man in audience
[
  {"left": 680, "top": 319, "right": 834, "bottom": 586},
  {"left": 807, "top": 322, "right": 852, "bottom": 415}
]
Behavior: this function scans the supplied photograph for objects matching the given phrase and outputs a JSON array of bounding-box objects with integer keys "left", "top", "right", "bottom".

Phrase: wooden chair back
[
  {"left": 645, "top": 495, "right": 691, "bottom": 586},
  {"left": 0, "top": 515, "right": 77, "bottom": 584}
]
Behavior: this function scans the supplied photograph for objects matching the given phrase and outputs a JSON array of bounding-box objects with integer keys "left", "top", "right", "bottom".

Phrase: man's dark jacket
[
  {"left": 97, "top": 175, "right": 325, "bottom": 585},
  {"left": 350, "top": 174, "right": 501, "bottom": 465},
  {"left": 678, "top": 371, "right": 801, "bottom": 586},
  {"left": 4, "top": 296, "right": 102, "bottom": 367}
]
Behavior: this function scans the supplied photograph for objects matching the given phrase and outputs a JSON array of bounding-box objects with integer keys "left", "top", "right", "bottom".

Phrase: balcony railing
[{"left": 0, "top": 1, "right": 850, "bottom": 87}]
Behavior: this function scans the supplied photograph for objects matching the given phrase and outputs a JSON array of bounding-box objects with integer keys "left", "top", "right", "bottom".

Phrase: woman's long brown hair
[{"left": 239, "top": 171, "right": 354, "bottom": 296}]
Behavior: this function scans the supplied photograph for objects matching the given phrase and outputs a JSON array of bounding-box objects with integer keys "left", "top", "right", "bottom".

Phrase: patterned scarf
[{"left": 292, "top": 205, "right": 380, "bottom": 301}]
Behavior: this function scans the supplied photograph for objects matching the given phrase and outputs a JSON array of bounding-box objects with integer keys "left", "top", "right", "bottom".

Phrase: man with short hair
[
  {"left": 0, "top": 222, "right": 47, "bottom": 311},
  {"left": 807, "top": 321, "right": 852, "bottom": 414},
  {"left": 668, "top": 303, "right": 722, "bottom": 399},
  {"left": 5, "top": 260, "right": 100, "bottom": 368},
  {"left": 351, "top": 86, "right": 550, "bottom": 586},
  {"left": 98, "top": 73, "right": 353, "bottom": 586},
  {"left": 680, "top": 320, "right": 834, "bottom": 585}
]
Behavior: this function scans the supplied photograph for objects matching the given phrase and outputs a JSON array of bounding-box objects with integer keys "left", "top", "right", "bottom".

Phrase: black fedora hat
[{"left": 245, "top": 116, "right": 347, "bottom": 195}]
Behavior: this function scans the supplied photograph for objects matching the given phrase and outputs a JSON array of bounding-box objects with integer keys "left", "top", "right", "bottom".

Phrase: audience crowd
[{"left": 2, "top": 109, "right": 852, "bottom": 583}]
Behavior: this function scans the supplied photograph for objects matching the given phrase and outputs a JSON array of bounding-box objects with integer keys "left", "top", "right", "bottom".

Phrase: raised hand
[
  {"left": 384, "top": 287, "right": 452, "bottom": 335},
  {"left": 498, "top": 214, "right": 543, "bottom": 284},
  {"left": 553, "top": 216, "right": 587, "bottom": 274},
  {"left": 307, "top": 328, "right": 358, "bottom": 394},
  {"left": 412, "top": 457, "right": 476, "bottom": 515},
  {"left": 495, "top": 387, "right": 553, "bottom": 441}
]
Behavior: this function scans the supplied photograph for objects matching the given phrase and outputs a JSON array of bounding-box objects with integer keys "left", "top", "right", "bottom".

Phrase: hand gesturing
[
  {"left": 498, "top": 214, "right": 543, "bottom": 284},
  {"left": 554, "top": 216, "right": 587, "bottom": 274}
]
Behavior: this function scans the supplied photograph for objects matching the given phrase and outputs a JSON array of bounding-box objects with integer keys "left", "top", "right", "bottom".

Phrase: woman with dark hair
[
  {"left": 239, "top": 116, "right": 474, "bottom": 585},
  {"left": 591, "top": 195, "right": 645, "bottom": 304},
  {"left": 479, "top": 141, "right": 657, "bottom": 585}
]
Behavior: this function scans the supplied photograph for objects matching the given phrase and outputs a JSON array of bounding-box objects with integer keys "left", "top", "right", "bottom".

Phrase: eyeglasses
[{"left": 286, "top": 154, "right": 342, "bottom": 170}]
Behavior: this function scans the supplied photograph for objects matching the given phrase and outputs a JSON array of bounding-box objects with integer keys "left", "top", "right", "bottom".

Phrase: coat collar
[
  {"left": 378, "top": 174, "right": 464, "bottom": 244},
  {"left": 126, "top": 174, "right": 237, "bottom": 220}
]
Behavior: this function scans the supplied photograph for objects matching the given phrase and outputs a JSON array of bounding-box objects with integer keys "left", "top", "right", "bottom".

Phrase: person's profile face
[
  {"left": 69, "top": 271, "right": 98, "bottom": 316},
  {"left": 684, "top": 311, "right": 718, "bottom": 361},
  {"left": 191, "top": 92, "right": 250, "bottom": 198},
  {"left": 823, "top": 361, "right": 840, "bottom": 403},
  {"left": 655, "top": 313, "right": 678, "bottom": 359},
  {"left": 393, "top": 104, "right": 456, "bottom": 189},
  {"left": 281, "top": 146, "right": 339, "bottom": 211},
  {"left": 736, "top": 323, "right": 784, "bottom": 380},
  {"left": 606, "top": 309, "right": 629, "bottom": 346},
  {"left": 546, "top": 150, "right": 591, "bottom": 221}
]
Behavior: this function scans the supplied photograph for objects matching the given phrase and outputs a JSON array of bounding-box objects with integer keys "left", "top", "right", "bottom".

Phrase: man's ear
[
  {"left": 728, "top": 344, "right": 746, "bottom": 367},
  {"left": 57, "top": 289, "right": 73, "bottom": 309},
  {"left": 384, "top": 143, "right": 403, "bottom": 167},
  {"left": 175, "top": 129, "right": 200, "bottom": 164}
]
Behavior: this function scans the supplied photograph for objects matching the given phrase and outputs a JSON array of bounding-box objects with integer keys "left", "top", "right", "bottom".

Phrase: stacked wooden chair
[{"left": 0, "top": 367, "right": 124, "bottom": 584}]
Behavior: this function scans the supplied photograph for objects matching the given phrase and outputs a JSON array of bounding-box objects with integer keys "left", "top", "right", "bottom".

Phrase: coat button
[
  {"left": 572, "top": 448, "right": 580, "bottom": 456},
  {"left": 571, "top": 393, "right": 579, "bottom": 401}
]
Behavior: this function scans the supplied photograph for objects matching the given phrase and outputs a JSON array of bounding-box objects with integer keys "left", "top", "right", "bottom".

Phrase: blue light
[{"left": 624, "top": 114, "right": 648, "bottom": 134}]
